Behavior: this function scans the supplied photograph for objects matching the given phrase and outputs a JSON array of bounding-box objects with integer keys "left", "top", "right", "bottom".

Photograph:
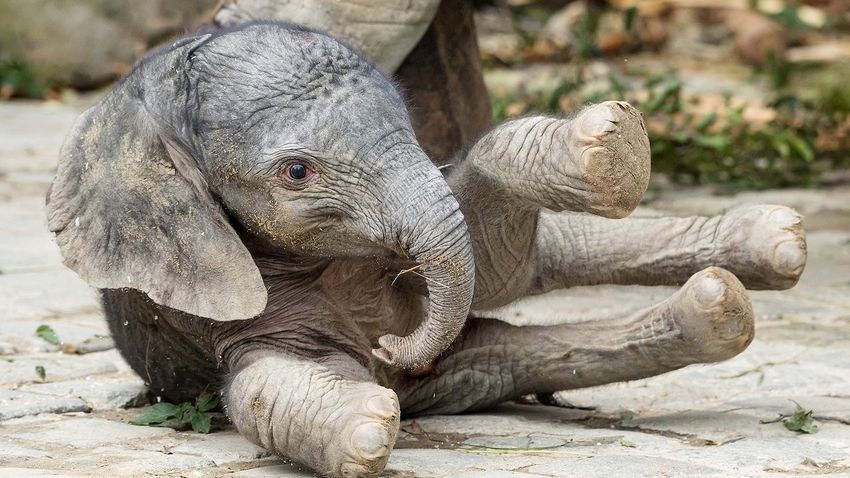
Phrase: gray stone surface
[
  {"left": 0, "top": 442, "right": 49, "bottom": 463},
  {"left": 19, "top": 372, "right": 147, "bottom": 410},
  {"left": 1, "top": 99, "right": 849, "bottom": 477},
  {"left": 168, "top": 432, "right": 271, "bottom": 466},
  {"left": 226, "top": 464, "right": 315, "bottom": 477},
  {"left": 0, "top": 389, "right": 89, "bottom": 420},
  {"left": 0, "top": 351, "right": 124, "bottom": 386},
  {"left": 7, "top": 416, "right": 175, "bottom": 448}
]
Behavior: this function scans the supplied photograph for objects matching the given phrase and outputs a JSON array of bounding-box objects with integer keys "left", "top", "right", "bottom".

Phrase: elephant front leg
[
  {"left": 224, "top": 352, "right": 400, "bottom": 477},
  {"left": 454, "top": 100, "right": 650, "bottom": 218},
  {"left": 448, "top": 101, "right": 651, "bottom": 308},
  {"left": 396, "top": 267, "right": 753, "bottom": 415}
]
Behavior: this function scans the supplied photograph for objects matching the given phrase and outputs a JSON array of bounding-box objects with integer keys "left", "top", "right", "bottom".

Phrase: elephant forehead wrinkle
[
  {"left": 194, "top": 29, "right": 372, "bottom": 105},
  {"left": 350, "top": 128, "right": 412, "bottom": 162}
]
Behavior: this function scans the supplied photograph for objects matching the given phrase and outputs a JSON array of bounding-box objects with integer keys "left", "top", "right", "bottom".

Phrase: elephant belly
[{"left": 101, "top": 289, "right": 222, "bottom": 403}]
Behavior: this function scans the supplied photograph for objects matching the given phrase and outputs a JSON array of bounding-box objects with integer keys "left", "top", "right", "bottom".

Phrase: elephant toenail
[
  {"left": 366, "top": 395, "right": 397, "bottom": 417},
  {"left": 579, "top": 104, "right": 618, "bottom": 137},
  {"left": 773, "top": 240, "right": 806, "bottom": 276},
  {"left": 692, "top": 273, "right": 725, "bottom": 307},
  {"left": 351, "top": 422, "right": 387, "bottom": 457},
  {"left": 766, "top": 206, "right": 801, "bottom": 226}
]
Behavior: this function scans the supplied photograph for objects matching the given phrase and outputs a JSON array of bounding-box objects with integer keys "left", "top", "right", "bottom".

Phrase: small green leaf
[
  {"left": 177, "top": 402, "right": 196, "bottom": 425},
  {"left": 771, "top": 135, "right": 792, "bottom": 157},
  {"left": 787, "top": 135, "right": 815, "bottom": 162},
  {"left": 190, "top": 411, "right": 212, "bottom": 434},
  {"left": 196, "top": 392, "right": 219, "bottom": 413},
  {"left": 35, "top": 325, "right": 59, "bottom": 345},
  {"left": 694, "top": 134, "right": 729, "bottom": 151},
  {"left": 619, "top": 410, "right": 635, "bottom": 422},
  {"left": 695, "top": 112, "right": 717, "bottom": 133},
  {"left": 35, "top": 365, "right": 46, "bottom": 381},
  {"left": 783, "top": 404, "right": 818, "bottom": 434},
  {"left": 130, "top": 402, "right": 181, "bottom": 426},
  {"left": 131, "top": 394, "right": 218, "bottom": 434}
]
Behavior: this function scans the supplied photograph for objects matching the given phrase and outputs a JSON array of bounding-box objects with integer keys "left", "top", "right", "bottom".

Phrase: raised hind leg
[
  {"left": 445, "top": 100, "right": 805, "bottom": 312},
  {"left": 395, "top": 267, "right": 754, "bottom": 415},
  {"left": 531, "top": 204, "right": 807, "bottom": 293}
]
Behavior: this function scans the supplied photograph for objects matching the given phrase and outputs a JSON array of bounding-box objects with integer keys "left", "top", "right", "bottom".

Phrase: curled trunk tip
[{"left": 374, "top": 243, "right": 474, "bottom": 369}]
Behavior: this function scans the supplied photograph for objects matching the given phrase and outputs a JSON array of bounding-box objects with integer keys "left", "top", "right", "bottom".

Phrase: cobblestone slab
[
  {"left": 6, "top": 416, "right": 175, "bottom": 448},
  {"left": 19, "top": 372, "right": 146, "bottom": 410},
  {"left": 0, "top": 197, "right": 63, "bottom": 273},
  {"left": 0, "top": 269, "right": 100, "bottom": 322},
  {"left": 0, "top": 443, "right": 49, "bottom": 464},
  {"left": 167, "top": 433, "right": 271, "bottom": 466},
  {"left": 0, "top": 315, "right": 111, "bottom": 355},
  {"left": 0, "top": 350, "right": 126, "bottom": 388},
  {"left": 0, "top": 389, "right": 89, "bottom": 420}
]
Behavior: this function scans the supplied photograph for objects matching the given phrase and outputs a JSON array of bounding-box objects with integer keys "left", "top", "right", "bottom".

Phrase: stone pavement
[{"left": 1, "top": 99, "right": 849, "bottom": 477}]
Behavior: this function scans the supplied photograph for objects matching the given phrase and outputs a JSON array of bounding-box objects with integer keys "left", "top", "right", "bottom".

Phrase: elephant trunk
[{"left": 371, "top": 160, "right": 475, "bottom": 369}]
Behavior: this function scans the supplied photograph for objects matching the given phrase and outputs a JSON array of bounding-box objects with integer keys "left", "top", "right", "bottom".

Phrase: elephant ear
[{"left": 46, "top": 84, "right": 267, "bottom": 321}]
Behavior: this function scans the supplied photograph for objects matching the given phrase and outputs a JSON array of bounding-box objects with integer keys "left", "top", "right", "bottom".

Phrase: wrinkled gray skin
[{"left": 47, "top": 22, "right": 807, "bottom": 478}]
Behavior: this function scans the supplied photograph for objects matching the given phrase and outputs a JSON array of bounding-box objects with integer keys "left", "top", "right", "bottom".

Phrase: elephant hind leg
[
  {"left": 448, "top": 101, "right": 651, "bottom": 309},
  {"left": 395, "top": 267, "right": 753, "bottom": 416},
  {"left": 569, "top": 101, "right": 652, "bottom": 218},
  {"left": 532, "top": 204, "right": 806, "bottom": 293}
]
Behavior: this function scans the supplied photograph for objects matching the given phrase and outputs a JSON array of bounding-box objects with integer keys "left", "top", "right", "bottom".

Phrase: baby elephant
[{"left": 47, "top": 22, "right": 806, "bottom": 477}]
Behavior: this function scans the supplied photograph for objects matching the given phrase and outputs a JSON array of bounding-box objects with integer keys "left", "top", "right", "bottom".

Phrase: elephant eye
[{"left": 282, "top": 161, "right": 315, "bottom": 185}]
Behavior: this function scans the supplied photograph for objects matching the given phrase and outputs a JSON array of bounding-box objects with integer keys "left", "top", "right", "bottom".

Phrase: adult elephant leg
[
  {"left": 212, "top": 0, "right": 440, "bottom": 73},
  {"left": 395, "top": 267, "right": 754, "bottom": 415},
  {"left": 395, "top": 0, "right": 492, "bottom": 163},
  {"left": 531, "top": 205, "right": 807, "bottom": 292},
  {"left": 224, "top": 351, "right": 400, "bottom": 477},
  {"left": 212, "top": 0, "right": 490, "bottom": 163}
]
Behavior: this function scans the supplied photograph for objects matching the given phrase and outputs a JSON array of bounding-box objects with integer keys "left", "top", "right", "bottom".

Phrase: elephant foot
[
  {"left": 671, "top": 266, "right": 755, "bottom": 363},
  {"left": 719, "top": 205, "right": 807, "bottom": 290},
  {"left": 571, "top": 100, "right": 651, "bottom": 218},
  {"left": 335, "top": 388, "right": 400, "bottom": 477},
  {"left": 225, "top": 355, "right": 401, "bottom": 478}
]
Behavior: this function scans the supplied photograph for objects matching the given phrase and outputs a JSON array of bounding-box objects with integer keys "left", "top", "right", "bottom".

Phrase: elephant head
[{"left": 45, "top": 22, "right": 475, "bottom": 369}]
